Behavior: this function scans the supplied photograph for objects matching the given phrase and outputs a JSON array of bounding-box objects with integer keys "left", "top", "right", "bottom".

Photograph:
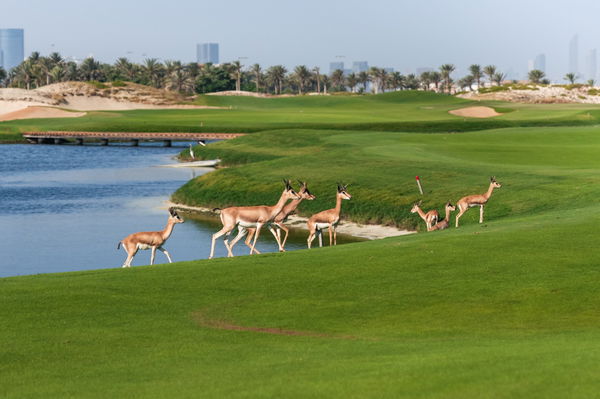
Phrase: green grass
[
  {"left": 3, "top": 91, "right": 600, "bottom": 142},
  {"left": 3, "top": 91, "right": 600, "bottom": 397}
]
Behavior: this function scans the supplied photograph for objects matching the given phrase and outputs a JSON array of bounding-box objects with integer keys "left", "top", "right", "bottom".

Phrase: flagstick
[{"left": 415, "top": 176, "right": 424, "bottom": 195}]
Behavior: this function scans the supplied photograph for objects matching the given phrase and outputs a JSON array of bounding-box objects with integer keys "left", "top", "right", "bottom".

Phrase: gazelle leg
[
  {"left": 279, "top": 224, "right": 290, "bottom": 251},
  {"left": 318, "top": 230, "right": 323, "bottom": 247},
  {"left": 210, "top": 227, "right": 231, "bottom": 259},
  {"left": 268, "top": 224, "right": 284, "bottom": 252},
  {"left": 480, "top": 205, "right": 484, "bottom": 223},
  {"left": 249, "top": 223, "right": 263, "bottom": 255},
  {"left": 307, "top": 229, "right": 316, "bottom": 249},
  {"left": 150, "top": 247, "right": 157, "bottom": 265},
  {"left": 158, "top": 246, "right": 173, "bottom": 263},
  {"left": 123, "top": 252, "right": 134, "bottom": 268},
  {"left": 455, "top": 205, "right": 467, "bottom": 228},
  {"left": 228, "top": 227, "right": 248, "bottom": 257},
  {"left": 244, "top": 229, "right": 261, "bottom": 254},
  {"left": 329, "top": 226, "right": 333, "bottom": 246},
  {"left": 333, "top": 226, "right": 337, "bottom": 245}
]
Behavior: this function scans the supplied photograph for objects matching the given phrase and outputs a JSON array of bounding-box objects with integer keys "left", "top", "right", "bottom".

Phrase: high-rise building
[
  {"left": 329, "top": 61, "right": 344, "bottom": 73},
  {"left": 586, "top": 49, "right": 597, "bottom": 82},
  {"left": 196, "top": 43, "right": 219, "bottom": 64},
  {"left": 569, "top": 34, "right": 578, "bottom": 75},
  {"left": 0, "top": 29, "right": 24, "bottom": 71},
  {"left": 352, "top": 61, "right": 369, "bottom": 73},
  {"left": 534, "top": 54, "right": 546, "bottom": 72}
]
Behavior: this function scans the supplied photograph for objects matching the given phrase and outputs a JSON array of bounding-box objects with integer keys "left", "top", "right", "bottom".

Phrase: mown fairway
[{"left": 2, "top": 92, "right": 600, "bottom": 398}]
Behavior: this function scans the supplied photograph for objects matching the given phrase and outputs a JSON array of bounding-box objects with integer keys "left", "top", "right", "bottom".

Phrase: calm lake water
[{"left": 0, "top": 143, "right": 346, "bottom": 277}]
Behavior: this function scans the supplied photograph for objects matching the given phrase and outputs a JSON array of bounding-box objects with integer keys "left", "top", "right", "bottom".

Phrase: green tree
[
  {"left": 228, "top": 60, "right": 243, "bottom": 91},
  {"left": 144, "top": 58, "right": 164, "bottom": 88},
  {"left": 469, "top": 64, "right": 482, "bottom": 89},
  {"left": 439, "top": 64, "right": 455, "bottom": 93},
  {"left": 330, "top": 69, "right": 345, "bottom": 91},
  {"left": 250, "top": 64, "right": 263, "bottom": 92},
  {"left": 564, "top": 72, "right": 577, "bottom": 84},
  {"left": 195, "top": 63, "right": 235, "bottom": 93},
  {"left": 346, "top": 72, "right": 358, "bottom": 92},
  {"left": 80, "top": 57, "right": 101, "bottom": 81},
  {"left": 312, "top": 67, "right": 321, "bottom": 93},
  {"left": 293, "top": 65, "right": 312, "bottom": 94},
  {"left": 528, "top": 69, "right": 545, "bottom": 84},
  {"left": 419, "top": 71, "right": 432, "bottom": 91},
  {"left": 357, "top": 71, "right": 369, "bottom": 92},
  {"left": 388, "top": 72, "right": 405, "bottom": 90},
  {"left": 266, "top": 65, "right": 287, "bottom": 94},
  {"left": 430, "top": 71, "right": 442, "bottom": 91},
  {"left": 483, "top": 65, "right": 497, "bottom": 86},
  {"left": 0, "top": 67, "right": 6, "bottom": 87},
  {"left": 492, "top": 72, "right": 506, "bottom": 86}
]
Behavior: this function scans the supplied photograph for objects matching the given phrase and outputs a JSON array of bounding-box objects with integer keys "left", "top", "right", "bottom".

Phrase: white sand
[
  {"left": 0, "top": 106, "right": 86, "bottom": 121},
  {"left": 449, "top": 106, "right": 502, "bottom": 118}
]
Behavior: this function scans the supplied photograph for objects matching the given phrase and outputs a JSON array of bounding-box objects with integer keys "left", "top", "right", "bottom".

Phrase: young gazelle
[
  {"left": 118, "top": 208, "right": 184, "bottom": 268},
  {"left": 209, "top": 180, "right": 301, "bottom": 259},
  {"left": 430, "top": 202, "right": 456, "bottom": 231},
  {"left": 244, "top": 181, "right": 316, "bottom": 253},
  {"left": 455, "top": 176, "right": 502, "bottom": 227},
  {"left": 410, "top": 200, "right": 439, "bottom": 231},
  {"left": 307, "top": 183, "right": 352, "bottom": 249}
]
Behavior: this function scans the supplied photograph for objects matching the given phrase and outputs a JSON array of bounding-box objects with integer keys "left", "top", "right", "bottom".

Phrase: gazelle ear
[
  {"left": 490, "top": 176, "right": 495, "bottom": 182},
  {"left": 417, "top": 200, "right": 423, "bottom": 206},
  {"left": 337, "top": 183, "right": 342, "bottom": 192},
  {"left": 169, "top": 207, "right": 176, "bottom": 216}
]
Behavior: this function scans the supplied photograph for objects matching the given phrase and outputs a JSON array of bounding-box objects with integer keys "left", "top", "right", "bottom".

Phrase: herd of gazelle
[
  {"left": 411, "top": 176, "right": 502, "bottom": 231},
  {"left": 118, "top": 177, "right": 500, "bottom": 266}
]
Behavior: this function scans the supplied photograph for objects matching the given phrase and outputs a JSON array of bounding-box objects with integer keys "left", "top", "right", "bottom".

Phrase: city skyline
[{"left": 3, "top": 0, "right": 600, "bottom": 81}]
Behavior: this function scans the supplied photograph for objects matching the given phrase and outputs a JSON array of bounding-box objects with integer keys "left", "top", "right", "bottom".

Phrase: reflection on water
[{"left": 0, "top": 143, "right": 356, "bottom": 277}]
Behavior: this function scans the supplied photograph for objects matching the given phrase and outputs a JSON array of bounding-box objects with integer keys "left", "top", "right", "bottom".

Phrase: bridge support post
[
  {"left": 37, "top": 138, "right": 44, "bottom": 144},
  {"left": 163, "top": 140, "right": 172, "bottom": 147},
  {"left": 54, "top": 138, "right": 63, "bottom": 144},
  {"left": 131, "top": 139, "right": 139, "bottom": 147},
  {"left": 101, "top": 139, "right": 109, "bottom": 146},
  {"left": 76, "top": 138, "right": 84, "bottom": 145}
]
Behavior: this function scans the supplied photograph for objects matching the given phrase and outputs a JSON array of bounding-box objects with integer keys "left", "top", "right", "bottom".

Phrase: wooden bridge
[{"left": 23, "top": 131, "right": 245, "bottom": 146}]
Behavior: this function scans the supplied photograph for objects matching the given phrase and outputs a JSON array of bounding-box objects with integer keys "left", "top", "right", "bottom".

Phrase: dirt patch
[
  {"left": 449, "top": 106, "right": 502, "bottom": 118},
  {"left": 192, "top": 310, "right": 357, "bottom": 339},
  {"left": 0, "top": 106, "right": 86, "bottom": 122}
]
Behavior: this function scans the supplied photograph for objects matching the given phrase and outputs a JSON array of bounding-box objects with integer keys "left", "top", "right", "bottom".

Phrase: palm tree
[
  {"left": 469, "top": 64, "right": 482, "bottom": 90},
  {"left": 439, "top": 64, "right": 455, "bottom": 93},
  {"left": 80, "top": 57, "right": 101, "bottom": 81},
  {"left": 483, "top": 65, "right": 497, "bottom": 86},
  {"left": 0, "top": 67, "right": 6, "bottom": 87},
  {"left": 166, "top": 61, "right": 193, "bottom": 93},
  {"left": 369, "top": 67, "right": 388, "bottom": 94},
  {"left": 492, "top": 72, "right": 506, "bottom": 86},
  {"left": 49, "top": 65, "right": 66, "bottom": 83},
  {"left": 388, "top": 72, "right": 404, "bottom": 91},
  {"left": 419, "top": 71, "right": 431, "bottom": 91},
  {"left": 346, "top": 72, "right": 358, "bottom": 92},
  {"left": 429, "top": 71, "right": 442, "bottom": 92},
  {"left": 49, "top": 52, "right": 63, "bottom": 67},
  {"left": 587, "top": 79, "right": 595, "bottom": 87},
  {"left": 250, "top": 63, "right": 263, "bottom": 92},
  {"left": 312, "top": 66, "right": 321, "bottom": 93},
  {"left": 228, "top": 60, "right": 243, "bottom": 91},
  {"left": 266, "top": 65, "right": 287, "bottom": 94},
  {"left": 38, "top": 57, "right": 54, "bottom": 86},
  {"left": 564, "top": 73, "right": 577, "bottom": 84},
  {"left": 357, "top": 71, "right": 369, "bottom": 92},
  {"left": 293, "top": 65, "right": 312, "bottom": 94},
  {"left": 528, "top": 69, "right": 545, "bottom": 84},
  {"left": 458, "top": 75, "right": 475, "bottom": 91},
  {"left": 321, "top": 75, "right": 330, "bottom": 94},
  {"left": 331, "top": 69, "right": 345, "bottom": 91},
  {"left": 404, "top": 73, "right": 419, "bottom": 90},
  {"left": 144, "top": 58, "right": 164, "bottom": 88}
]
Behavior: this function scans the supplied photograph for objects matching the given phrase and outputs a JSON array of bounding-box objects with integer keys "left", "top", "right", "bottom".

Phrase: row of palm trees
[{"left": 2, "top": 51, "right": 585, "bottom": 95}]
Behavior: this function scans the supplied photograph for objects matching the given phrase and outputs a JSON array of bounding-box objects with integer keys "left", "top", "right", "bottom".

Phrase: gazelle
[
  {"left": 307, "top": 183, "right": 352, "bottom": 249},
  {"left": 430, "top": 202, "right": 456, "bottom": 231},
  {"left": 455, "top": 176, "right": 502, "bottom": 227},
  {"left": 209, "top": 180, "right": 301, "bottom": 259},
  {"left": 118, "top": 208, "right": 184, "bottom": 268},
  {"left": 410, "top": 200, "right": 439, "bottom": 231},
  {"left": 244, "top": 181, "right": 316, "bottom": 253}
]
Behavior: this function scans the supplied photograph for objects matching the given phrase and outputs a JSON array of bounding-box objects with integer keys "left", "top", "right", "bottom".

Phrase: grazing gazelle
[
  {"left": 430, "top": 202, "right": 456, "bottom": 231},
  {"left": 455, "top": 176, "right": 502, "bottom": 227},
  {"left": 307, "top": 183, "right": 352, "bottom": 249},
  {"left": 244, "top": 181, "right": 316, "bottom": 253},
  {"left": 118, "top": 208, "right": 184, "bottom": 268},
  {"left": 209, "top": 180, "right": 301, "bottom": 259},
  {"left": 410, "top": 200, "right": 439, "bottom": 231}
]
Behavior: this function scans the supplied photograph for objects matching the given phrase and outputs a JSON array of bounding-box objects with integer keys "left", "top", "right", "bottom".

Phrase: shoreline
[{"left": 166, "top": 201, "right": 415, "bottom": 240}]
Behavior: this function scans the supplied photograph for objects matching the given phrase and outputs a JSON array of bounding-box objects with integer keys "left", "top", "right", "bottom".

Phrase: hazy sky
[{"left": 2, "top": 0, "right": 600, "bottom": 81}]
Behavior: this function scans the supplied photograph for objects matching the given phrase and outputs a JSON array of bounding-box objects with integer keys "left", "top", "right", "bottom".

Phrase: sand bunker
[
  {"left": 0, "top": 106, "right": 86, "bottom": 122},
  {"left": 449, "top": 106, "right": 502, "bottom": 118}
]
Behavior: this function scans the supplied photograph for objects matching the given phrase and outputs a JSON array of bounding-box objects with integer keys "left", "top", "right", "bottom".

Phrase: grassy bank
[{"left": 3, "top": 91, "right": 600, "bottom": 397}]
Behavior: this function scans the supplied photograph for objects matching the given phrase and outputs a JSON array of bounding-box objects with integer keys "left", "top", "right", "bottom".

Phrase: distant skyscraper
[
  {"left": 586, "top": 49, "right": 597, "bottom": 82},
  {"left": 0, "top": 28, "right": 24, "bottom": 71},
  {"left": 329, "top": 61, "right": 344, "bottom": 73},
  {"left": 534, "top": 54, "right": 546, "bottom": 72},
  {"left": 569, "top": 34, "right": 578, "bottom": 75},
  {"left": 196, "top": 43, "right": 219, "bottom": 64},
  {"left": 352, "top": 61, "right": 368, "bottom": 73}
]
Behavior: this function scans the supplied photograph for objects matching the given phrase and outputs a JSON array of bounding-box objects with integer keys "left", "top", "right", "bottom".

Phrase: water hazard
[{"left": 0, "top": 143, "right": 352, "bottom": 277}]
